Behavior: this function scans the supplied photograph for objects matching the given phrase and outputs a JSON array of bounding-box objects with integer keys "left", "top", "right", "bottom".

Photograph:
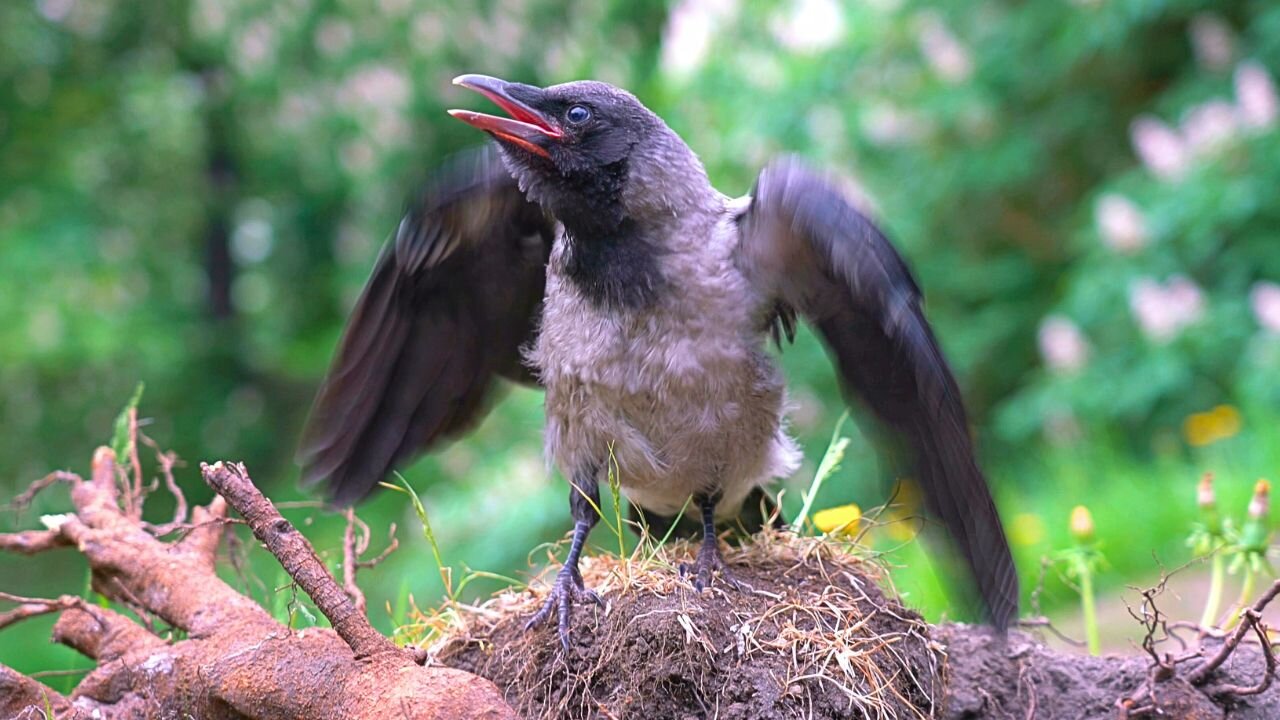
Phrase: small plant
[
  {"left": 793, "top": 411, "right": 852, "bottom": 532},
  {"left": 386, "top": 474, "right": 455, "bottom": 601},
  {"left": 1187, "top": 472, "right": 1233, "bottom": 628},
  {"left": 1060, "top": 505, "right": 1104, "bottom": 656},
  {"left": 1227, "top": 479, "right": 1272, "bottom": 628}
]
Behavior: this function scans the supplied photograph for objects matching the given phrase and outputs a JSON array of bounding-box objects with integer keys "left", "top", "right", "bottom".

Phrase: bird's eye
[{"left": 565, "top": 105, "right": 591, "bottom": 125}]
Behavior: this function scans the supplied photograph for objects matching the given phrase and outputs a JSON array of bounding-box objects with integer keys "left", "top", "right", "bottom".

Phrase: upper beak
[{"left": 448, "top": 74, "right": 562, "bottom": 158}]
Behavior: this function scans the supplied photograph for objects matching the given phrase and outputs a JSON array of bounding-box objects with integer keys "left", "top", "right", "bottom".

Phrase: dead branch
[
  {"left": 140, "top": 431, "right": 186, "bottom": 535},
  {"left": 125, "top": 405, "right": 144, "bottom": 519},
  {"left": 1188, "top": 577, "right": 1280, "bottom": 685},
  {"left": 0, "top": 528, "right": 70, "bottom": 554},
  {"left": 201, "top": 460, "right": 393, "bottom": 658},
  {"left": 7, "top": 469, "right": 80, "bottom": 511},
  {"left": 359, "top": 522, "right": 399, "bottom": 568},
  {"left": 0, "top": 592, "right": 106, "bottom": 632},
  {"left": 1109, "top": 570, "right": 1280, "bottom": 718},
  {"left": 344, "top": 507, "right": 367, "bottom": 614},
  {"left": 340, "top": 510, "right": 398, "bottom": 616},
  {"left": 1200, "top": 611, "right": 1277, "bottom": 698},
  {"left": 0, "top": 447, "right": 517, "bottom": 720}
]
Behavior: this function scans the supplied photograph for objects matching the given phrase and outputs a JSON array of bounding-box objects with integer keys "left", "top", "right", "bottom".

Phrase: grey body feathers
[{"left": 532, "top": 197, "right": 801, "bottom": 517}]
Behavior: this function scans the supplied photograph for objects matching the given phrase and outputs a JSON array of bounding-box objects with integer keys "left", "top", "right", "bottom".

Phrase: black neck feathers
[
  {"left": 562, "top": 218, "right": 665, "bottom": 311},
  {"left": 554, "top": 158, "right": 666, "bottom": 311}
]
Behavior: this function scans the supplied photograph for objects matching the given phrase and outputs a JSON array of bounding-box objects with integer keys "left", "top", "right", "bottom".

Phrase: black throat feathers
[{"left": 553, "top": 158, "right": 666, "bottom": 311}]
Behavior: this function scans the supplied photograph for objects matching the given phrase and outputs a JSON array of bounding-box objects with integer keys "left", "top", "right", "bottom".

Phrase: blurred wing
[
  {"left": 299, "top": 146, "right": 554, "bottom": 505},
  {"left": 738, "top": 158, "right": 1018, "bottom": 630}
]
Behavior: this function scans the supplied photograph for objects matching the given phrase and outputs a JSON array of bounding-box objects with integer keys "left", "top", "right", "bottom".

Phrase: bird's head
[{"left": 449, "top": 74, "right": 710, "bottom": 232}]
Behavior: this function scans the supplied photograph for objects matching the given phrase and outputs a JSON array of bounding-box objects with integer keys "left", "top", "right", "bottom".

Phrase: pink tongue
[{"left": 476, "top": 89, "right": 558, "bottom": 135}]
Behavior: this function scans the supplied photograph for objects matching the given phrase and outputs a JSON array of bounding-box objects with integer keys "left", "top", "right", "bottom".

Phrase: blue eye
[{"left": 566, "top": 105, "right": 591, "bottom": 124}]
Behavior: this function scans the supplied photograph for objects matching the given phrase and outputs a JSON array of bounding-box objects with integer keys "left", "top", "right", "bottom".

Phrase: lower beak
[{"left": 448, "top": 74, "right": 562, "bottom": 158}]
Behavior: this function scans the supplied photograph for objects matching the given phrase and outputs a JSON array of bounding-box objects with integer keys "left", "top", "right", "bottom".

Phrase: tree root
[{"left": 0, "top": 447, "right": 516, "bottom": 720}]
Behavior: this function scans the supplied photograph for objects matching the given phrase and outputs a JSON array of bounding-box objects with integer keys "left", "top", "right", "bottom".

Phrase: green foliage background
[{"left": 2, "top": 0, "right": 1278, "bottom": 683}]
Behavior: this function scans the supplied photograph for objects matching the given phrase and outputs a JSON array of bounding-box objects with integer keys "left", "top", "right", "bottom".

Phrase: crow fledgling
[{"left": 299, "top": 74, "right": 1018, "bottom": 646}]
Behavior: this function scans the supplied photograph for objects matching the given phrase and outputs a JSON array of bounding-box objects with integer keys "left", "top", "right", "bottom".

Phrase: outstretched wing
[
  {"left": 737, "top": 157, "right": 1018, "bottom": 630},
  {"left": 298, "top": 146, "right": 554, "bottom": 505}
]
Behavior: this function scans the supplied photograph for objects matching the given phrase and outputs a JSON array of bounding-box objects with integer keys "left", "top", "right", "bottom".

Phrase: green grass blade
[
  {"left": 383, "top": 474, "right": 454, "bottom": 600},
  {"left": 793, "top": 410, "right": 851, "bottom": 532}
]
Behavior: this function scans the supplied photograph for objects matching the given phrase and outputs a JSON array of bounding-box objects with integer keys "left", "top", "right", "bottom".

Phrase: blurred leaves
[
  {"left": 2, "top": 0, "right": 1280, "bottom": 672},
  {"left": 2, "top": 0, "right": 1277, "bottom": 490}
]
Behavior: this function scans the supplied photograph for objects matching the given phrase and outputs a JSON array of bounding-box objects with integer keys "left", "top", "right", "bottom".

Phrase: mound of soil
[
  {"left": 433, "top": 532, "right": 1280, "bottom": 719},
  {"left": 436, "top": 535, "right": 943, "bottom": 720}
]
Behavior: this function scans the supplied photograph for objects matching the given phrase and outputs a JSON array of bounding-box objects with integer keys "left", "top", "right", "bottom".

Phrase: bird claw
[
  {"left": 681, "top": 537, "right": 749, "bottom": 593},
  {"left": 524, "top": 567, "right": 603, "bottom": 650}
]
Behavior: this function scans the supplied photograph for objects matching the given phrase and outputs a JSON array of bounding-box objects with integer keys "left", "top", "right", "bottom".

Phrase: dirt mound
[{"left": 434, "top": 533, "right": 943, "bottom": 720}]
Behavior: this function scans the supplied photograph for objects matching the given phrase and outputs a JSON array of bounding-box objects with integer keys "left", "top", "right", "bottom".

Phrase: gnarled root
[{"left": 1, "top": 447, "right": 516, "bottom": 720}]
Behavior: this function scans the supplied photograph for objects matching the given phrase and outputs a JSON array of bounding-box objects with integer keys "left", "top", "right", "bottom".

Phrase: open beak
[{"left": 448, "top": 74, "right": 562, "bottom": 158}]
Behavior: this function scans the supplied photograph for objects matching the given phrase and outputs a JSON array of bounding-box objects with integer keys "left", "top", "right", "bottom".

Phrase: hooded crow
[{"left": 299, "top": 74, "right": 1018, "bottom": 647}]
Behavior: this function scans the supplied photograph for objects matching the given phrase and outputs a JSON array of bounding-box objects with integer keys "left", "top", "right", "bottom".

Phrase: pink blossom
[
  {"left": 916, "top": 11, "right": 973, "bottom": 83},
  {"left": 378, "top": 0, "right": 410, "bottom": 15},
  {"left": 1129, "top": 275, "right": 1205, "bottom": 342},
  {"left": 314, "top": 19, "right": 353, "bottom": 58},
  {"left": 1251, "top": 281, "right": 1280, "bottom": 334},
  {"left": 1038, "top": 316, "right": 1089, "bottom": 373},
  {"left": 1093, "top": 193, "right": 1148, "bottom": 253},
  {"left": 1181, "top": 100, "right": 1239, "bottom": 155},
  {"left": 341, "top": 65, "right": 411, "bottom": 109},
  {"left": 412, "top": 12, "right": 445, "bottom": 47},
  {"left": 1130, "top": 116, "right": 1189, "bottom": 181},
  {"left": 1235, "top": 60, "right": 1279, "bottom": 130},
  {"left": 1189, "top": 14, "right": 1234, "bottom": 72},
  {"left": 770, "top": 0, "right": 845, "bottom": 54},
  {"left": 235, "top": 20, "right": 276, "bottom": 74},
  {"left": 191, "top": 0, "right": 227, "bottom": 37},
  {"left": 861, "top": 102, "right": 930, "bottom": 146},
  {"left": 37, "top": 0, "right": 75, "bottom": 23},
  {"left": 662, "top": 0, "right": 738, "bottom": 77},
  {"left": 1166, "top": 276, "right": 1205, "bottom": 321}
]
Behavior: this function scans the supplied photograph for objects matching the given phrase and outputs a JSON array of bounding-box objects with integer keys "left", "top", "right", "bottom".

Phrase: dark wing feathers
[
  {"left": 739, "top": 158, "right": 1018, "bottom": 630},
  {"left": 298, "top": 146, "right": 553, "bottom": 505}
]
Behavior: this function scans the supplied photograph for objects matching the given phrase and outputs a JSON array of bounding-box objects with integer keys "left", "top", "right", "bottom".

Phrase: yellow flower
[
  {"left": 814, "top": 503, "right": 862, "bottom": 535},
  {"left": 1212, "top": 404, "right": 1242, "bottom": 437},
  {"left": 1009, "top": 512, "right": 1046, "bottom": 547},
  {"left": 1184, "top": 405, "right": 1242, "bottom": 447}
]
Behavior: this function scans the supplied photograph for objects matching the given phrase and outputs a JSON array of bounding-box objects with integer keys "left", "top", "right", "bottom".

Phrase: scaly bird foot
[
  {"left": 681, "top": 534, "right": 749, "bottom": 593},
  {"left": 524, "top": 565, "right": 604, "bottom": 650}
]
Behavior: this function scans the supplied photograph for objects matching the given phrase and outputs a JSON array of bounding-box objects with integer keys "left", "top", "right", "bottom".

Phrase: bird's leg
[
  {"left": 682, "top": 491, "right": 748, "bottom": 592},
  {"left": 525, "top": 469, "right": 604, "bottom": 649}
]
